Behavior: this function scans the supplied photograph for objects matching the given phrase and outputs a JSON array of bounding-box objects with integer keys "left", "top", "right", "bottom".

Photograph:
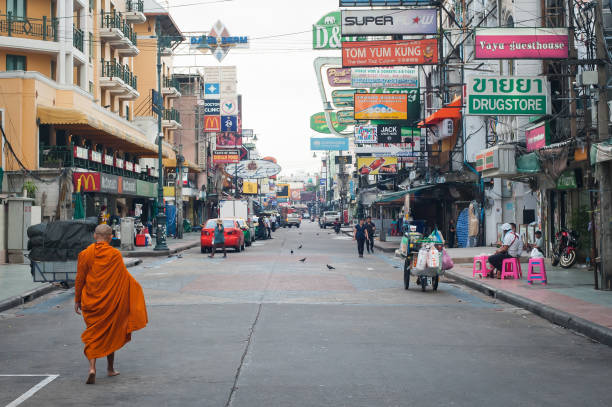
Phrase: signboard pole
[{"left": 154, "top": 18, "right": 168, "bottom": 251}]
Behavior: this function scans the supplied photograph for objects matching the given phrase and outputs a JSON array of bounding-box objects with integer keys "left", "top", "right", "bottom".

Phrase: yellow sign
[
  {"left": 356, "top": 156, "right": 398, "bottom": 175},
  {"left": 243, "top": 181, "right": 258, "bottom": 194},
  {"left": 163, "top": 186, "right": 175, "bottom": 197}
]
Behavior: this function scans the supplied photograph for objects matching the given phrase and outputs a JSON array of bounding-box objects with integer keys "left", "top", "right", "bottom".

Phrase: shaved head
[{"left": 94, "top": 224, "right": 113, "bottom": 242}]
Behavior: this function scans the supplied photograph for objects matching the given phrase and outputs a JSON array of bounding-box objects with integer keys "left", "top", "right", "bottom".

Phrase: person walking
[
  {"left": 74, "top": 224, "right": 148, "bottom": 384},
  {"left": 353, "top": 218, "right": 369, "bottom": 258},
  {"left": 209, "top": 219, "right": 227, "bottom": 258},
  {"left": 365, "top": 216, "right": 376, "bottom": 254},
  {"left": 448, "top": 219, "right": 456, "bottom": 248}
]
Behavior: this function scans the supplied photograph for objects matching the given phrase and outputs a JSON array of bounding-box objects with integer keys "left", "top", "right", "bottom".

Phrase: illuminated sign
[{"left": 213, "top": 149, "right": 240, "bottom": 164}]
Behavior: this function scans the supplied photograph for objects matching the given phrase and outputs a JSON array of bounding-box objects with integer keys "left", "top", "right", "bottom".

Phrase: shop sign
[
  {"left": 216, "top": 132, "right": 242, "bottom": 148},
  {"left": 351, "top": 67, "right": 417, "bottom": 88},
  {"left": 356, "top": 156, "right": 398, "bottom": 175},
  {"left": 125, "top": 162, "right": 134, "bottom": 172},
  {"left": 100, "top": 173, "right": 119, "bottom": 193},
  {"left": 557, "top": 170, "right": 577, "bottom": 190},
  {"left": 221, "top": 115, "right": 238, "bottom": 132},
  {"left": 371, "top": 87, "right": 420, "bottom": 123},
  {"left": 335, "top": 155, "right": 352, "bottom": 165},
  {"left": 327, "top": 68, "right": 352, "bottom": 87},
  {"left": 475, "top": 28, "right": 569, "bottom": 60},
  {"left": 224, "top": 159, "right": 282, "bottom": 179},
  {"left": 243, "top": 181, "right": 258, "bottom": 194},
  {"left": 73, "top": 172, "right": 101, "bottom": 192},
  {"left": 310, "top": 112, "right": 347, "bottom": 134},
  {"left": 163, "top": 186, "right": 175, "bottom": 197},
  {"left": 332, "top": 89, "right": 367, "bottom": 108},
  {"left": 466, "top": 76, "right": 550, "bottom": 116},
  {"left": 354, "top": 93, "right": 408, "bottom": 120},
  {"left": 89, "top": 150, "right": 102, "bottom": 163},
  {"left": 213, "top": 149, "right": 240, "bottom": 164},
  {"left": 115, "top": 158, "right": 124, "bottom": 169},
  {"left": 355, "top": 125, "right": 378, "bottom": 144},
  {"left": 120, "top": 177, "right": 138, "bottom": 195},
  {"left": 73, "top": 146, "right": 88, "bottom": 160},
  {"left": 104, "top": 154, "right": 114, "bottom": 166},
  {"left": 310, "top": 137, "right": 349, "bottom": 151},
  {"left": 277, "top": 183, "right": 290, "bottom": 198},
  {"left": 525, "top": 122, "right": 550, "bottom": 152},
  {"left": 377, "top": 124, "right": 401, "bottom": 143},
  {"left": 475, "top": 150, "right": 495, "bottom": 172},
  {"left": 136, "top": 180, "right": 156, "bottom": 197},
  {"left": 341, "top": 9, "right": 437, "bottom": 36},
  {"left": 204, "top": 115, "right": 221, "bottom": 131},
  {"left": 190, "top": 20, "right": 249, "bottom": 62},
  {"left": 204, "top": 99, "right": 220, "bottom": 115},
  {"left": 134, "top": 164, "right": 141, "bottom": 174},
  {"left": 337, "top": 110, "right": 356, "bottom": 125},
  {"left": 342, "top": 39, "right": 438, "bottom": 67},
  {"left": 340, "top": 0, "right": 437, "bottom": 5},
  {"left": 220, "top": 98, "right": 238, "bottom": 115},
  {"left": 148, "top": 167, "right": 158, "bottom": 178}
]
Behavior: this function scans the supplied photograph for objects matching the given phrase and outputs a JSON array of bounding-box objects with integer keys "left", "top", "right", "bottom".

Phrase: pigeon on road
[
  {"left": 299, "top": 258, "right": 306, "bottom": 262},
  {"left": 298, "top": 244, "right": 303, "bottom": 249},
  {"left": 326, "top": 264, "right": 335, "bottom": 270},
  {"left": 291, "top": 250, "right": 294, "bottom": 254}
]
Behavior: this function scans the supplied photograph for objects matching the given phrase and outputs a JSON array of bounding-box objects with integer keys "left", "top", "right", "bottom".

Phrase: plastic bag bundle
[
  {"left": 416, "top": 247, "right": 429, "bottom": 271},
  {"left": 427, "top": 245, "right": 440, "bottom": 268},
  {"left": 442, "top": 250, "right": 454, "bottom": 270},
  {"left": 530, "top": 248, "right": 544, "bottom": 258}
]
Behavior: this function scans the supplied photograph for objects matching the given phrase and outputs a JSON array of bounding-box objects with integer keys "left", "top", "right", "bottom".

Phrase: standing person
[
  {"left": 353, "top": 218, "right": 369, "bottom": 258},
  {"left": 365, "top": 216, "right": 376, "bottom": 254},
  {"left": 74, "top": 224, "right": 148, "bottom": 384},
  {"left": 488, "top": 223, "right": 521, "bottom": 278},
  {"left": 209, "top": 219, "right": 227, "bottom": 258},
  {"left": 448, "top": 219, "right": 456, "bottom": 248},
  {"left": 264, "top": 216, "right": 272, "bottom": 239}
]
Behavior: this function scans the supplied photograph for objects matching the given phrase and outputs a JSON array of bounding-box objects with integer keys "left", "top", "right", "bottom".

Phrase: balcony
[
  {"left": 99, "top": 11, "right": 139, "bottom": 56},
  {"left": 162, "top": 108, "right": 182, "bottom": 130},
  {"left": 0, "top": 13, "right": 58, "bottom": 41},
  {"left": 162, "top": 76, "right": 181, "bottom": 98},
  {"left": 73, "top": 27, "right": 84, "bottom": 52},
  {"left": 99, "top": 59, "right": 139, "bottom": 100},
  {"left": 125, "top": 0, "right": 146, "bottom": 23}
]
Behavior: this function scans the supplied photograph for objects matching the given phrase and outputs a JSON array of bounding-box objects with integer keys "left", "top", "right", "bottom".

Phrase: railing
[
  {"left": 0, "top": 13, "right": 58, "bottom": 41},
  {"left": 73, "top": 27, "right": 84, "bottom": 52},
  {"left": 163, "top": 108, "right": 180, "bottom": 123},
  {"left": 101, "top": 59, "right": 138, "bottom": 90},
  {"left": 101, "top": 10, "right": 137, "bottom": 46},
  {"left": 127, "top": 0, "right": 144, "bottom": 12},
  {"left": 163, "top": 76, "right": 180, "bottom": 90}
]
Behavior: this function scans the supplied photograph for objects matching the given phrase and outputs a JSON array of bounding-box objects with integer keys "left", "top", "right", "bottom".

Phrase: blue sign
[
  {"left": 310, "top": 137, "right": 349, "bottom": 151},
  {"left": 205, "top": 83, "right": 219, "bottom": 96},
  {"left": 221, "top": 115, "right": 238, "bottom": 132},
  {"left": 339, "top": 0, "right": 436, "bottom": 6},
  {"left": 320, "top": 179, "right": 326, "bottom": 186}
]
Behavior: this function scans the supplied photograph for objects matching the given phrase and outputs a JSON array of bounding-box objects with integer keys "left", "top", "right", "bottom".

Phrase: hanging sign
[
  {"left": 342, "top": 39, "right": 438, "bottom": 67},
  {"left": 224, "top": 160, "right": 282, "bottom": 179},
  {"left": 337, "top": 110, "right": 356, "bottom": 125},
  {"left": 335, "top": 155, "right": 352, "bottom": 165},
  {"left": 466, "top": 76, "right": 551, "bottom": 116},
  {"left": 354, "top": 93, "right": 408, "bottom": 120},
  {"left": 310, "top": 137, "right": 349, "bottom": 151},
  {"left": 204, "top": 115, "right": 221, "bottom": 131},
  {"left": 190, "top": 20, "right": 249, "bottom": 62},
  {"left": 377, "top": 125, "right": 401, "bottom": 143},
  {"left": 474, "top": 28, "right": 569, "bottom": 60},
  {"left": 327, "top": 68, "right": 352, "bottom": 87},
  {"left": 213, "top": 150, "right": 240, "bottom": 164},
  {"left": 557, "top": 170, "right": 577, "bottom": 190},
  {"left": 341, "top": 9, "right": 437, "bottom": 36},
  {"left": 355, "top": 125, "right": 378, "bottom": 144},
  {"left": 332, "top": 89, "right": 367, "bottom": 108},
  {"left": 310, "top": 112, "right": 347, "bottom": 133},
  {"left": 525, "top": 122, "right": 550, "bottom": 152},
  {"left": 351, "top": 67, "right": 418, "bottom": 88},
  {"left": 357, "top": 156, "right": 398, "bottom": 175}
]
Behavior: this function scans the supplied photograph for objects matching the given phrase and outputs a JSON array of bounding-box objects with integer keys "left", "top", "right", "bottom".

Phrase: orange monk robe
[{"left": 75, "top": 242, "right": 148, "bottom": 359}]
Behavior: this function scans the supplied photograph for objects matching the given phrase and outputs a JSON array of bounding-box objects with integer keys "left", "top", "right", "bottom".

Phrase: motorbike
[
  {"left": 333, "top": 220, "right": 341, "bottom": 234},
  {"left": 551, "top": 228, "right": 579, "bottom": 268}
]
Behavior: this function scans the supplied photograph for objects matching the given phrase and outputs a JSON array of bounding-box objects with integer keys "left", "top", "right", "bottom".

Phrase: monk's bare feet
[
  {"left": 86, "top": 371, "right": 96, "bottom": 384},
  {"left": 107, "top": 370, "right": 120, "bottom": 377}
]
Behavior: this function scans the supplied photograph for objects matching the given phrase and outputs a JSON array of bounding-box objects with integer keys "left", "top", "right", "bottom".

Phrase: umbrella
[{"left": 73, "top": 193, "right": 85, "bottom": 219}]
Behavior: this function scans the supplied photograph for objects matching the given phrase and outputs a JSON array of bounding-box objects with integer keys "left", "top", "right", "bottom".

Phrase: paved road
[{"left": 2, "top": 222, "right": 612, "bottom": 406}]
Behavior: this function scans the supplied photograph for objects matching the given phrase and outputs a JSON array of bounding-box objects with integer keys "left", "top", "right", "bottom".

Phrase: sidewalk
[
  {"left": 122, "top": 232, "right": 200, "bottom": 258},
  {"left": 446, "top": 261, "right": 612, "bottom": 346}
]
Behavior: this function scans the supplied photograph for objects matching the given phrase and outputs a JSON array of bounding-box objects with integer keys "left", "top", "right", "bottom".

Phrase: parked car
[
  {"left": 320, "top": 211, "right": 341, "bottom": 228},
  {"left": 237, "top": 218, "right": 255, "bottom": 246},
  {"left": 285, "top": 213, "right": 301, "bottom": 228},
  {"left": 201, "top": 219, "right": 245, "bottom": 253}
]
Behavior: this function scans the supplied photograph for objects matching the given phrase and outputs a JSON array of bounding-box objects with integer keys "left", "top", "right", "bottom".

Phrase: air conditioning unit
[{"left": 475, "top": 144, "right": 517, "bottom": 178}]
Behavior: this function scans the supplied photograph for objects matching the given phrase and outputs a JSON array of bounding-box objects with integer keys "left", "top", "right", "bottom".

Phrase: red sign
[
  {"left": 342, "top": 39, "right": 438, "bottom": 67},
  {"left": 525, "top": 123, "right": 549, "bottom": 152},
  {"left": 204, "top": 115, "right": 221, "bottom": 131},
  {"left": 213, "top": 150, "right": 240, "bottom": 164},
  {"left": 73, "top": 172, "right": 101, "bottom": 192},
  {"left": 216, "top": 132, "right": 242, "bottom": 148}
]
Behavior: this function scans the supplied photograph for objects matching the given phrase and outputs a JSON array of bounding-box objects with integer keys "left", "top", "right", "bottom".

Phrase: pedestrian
[
  {"left": 487, "top": 223, "right": 521, "bottom": 278},
  {"left": 264, "top": 216, "right": 272, "bottom": 239},
  {"left": 448, "top": 219, "right": 456, "bottom": 248},
  {"left": 353, "top": 218, "right": 369, "bottom": 258},
  {"left": 209, "top": 219, "right": 227, "bottom": 258},
  {"left": 365, "top": 216, "right": 376, "bottom": 254},
  {"left": 74, "top": 224, "right": 148, "bottom": 384}
]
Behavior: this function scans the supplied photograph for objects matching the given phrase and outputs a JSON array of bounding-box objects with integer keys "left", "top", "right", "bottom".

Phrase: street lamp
[{"left": 154, "top": 18, "right": 168, "bottom": 251}]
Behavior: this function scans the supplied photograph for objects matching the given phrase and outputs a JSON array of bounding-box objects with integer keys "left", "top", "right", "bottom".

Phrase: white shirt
[{"left": 503, "top": 231, "right": 521, "bottom": 257}]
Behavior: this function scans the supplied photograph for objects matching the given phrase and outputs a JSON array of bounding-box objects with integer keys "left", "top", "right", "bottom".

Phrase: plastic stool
[
  {"left": 527, "top": 258, "right": 547, "bottom": 284},
  {"left": 472, "top": 256, "right": 492, "bottom": 278},
  {"left": 501, "top": 257, "right": 521, "bottom": 280}
]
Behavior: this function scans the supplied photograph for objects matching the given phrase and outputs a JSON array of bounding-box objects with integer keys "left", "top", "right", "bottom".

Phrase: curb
[
  {"left": 122, "top": 241, "right": 199, "bottom": 258},
  {"left": 445, "top": 269, "right": 612, "bottom": 347}
]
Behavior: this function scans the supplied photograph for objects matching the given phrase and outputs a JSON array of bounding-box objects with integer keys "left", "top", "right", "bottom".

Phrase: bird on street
[
  {"left": 299, "top": 258, "right": 306, "bottom": 262},
  {"left": 291, "top": 250, "right": 294, "bottom": 254},
  {"left": 298, "top": 244, "right": 303, "bottom": 249},
  {"left": 326, "top": 264, "right": 335, "bottom": 270}
]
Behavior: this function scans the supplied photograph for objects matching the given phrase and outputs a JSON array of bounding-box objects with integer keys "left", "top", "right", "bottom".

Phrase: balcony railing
[
  {"left": 0, "top": 13, "right": 58, "bottom": 41},
  {"left": 163, "top": 108, "right": 180, "bottom": 123},
  {"left": 73, "top": 27, "right": 84, "bottom": 52},
  {"left": 101, "top": 59, "right": 138, "bottom": 90},
  {"left": 127, "top": 0, "right": 144, "bottom": 12},
  {"left": 101, "top": 10, "right": 137, "bottom": 45},
  {"left": 163, "top": 76, "right": 180, "bottom": 90}
]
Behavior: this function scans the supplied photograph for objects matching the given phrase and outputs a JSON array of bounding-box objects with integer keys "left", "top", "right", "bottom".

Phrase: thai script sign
[
  {"left": 74, "top": 146, "right": 88, "bottom": 160},
  {"left": 342, "top": 39, "right": 438, "bottom": 67},
  {"left": 89, "top": 150, "right": 102, "bottom": 163},
  {"left": 466, "top": 76, "right": 550, "bottom": 116},
  {"left": 355, "top": 125, "right": 378, "bottom": 144},
  {"left": 243, "top": 182, "right": 258, "bottom": 194},
  {"left": 351, "top": 67, "right": 418, "bottom": 88},
  {"left": 327, "top": 68, "right": 352, "bottom": 87},
  {"left": 525, "top": 122, "right": 550, "bottom": 152},
  {"left": 213, "top": 150, "right": 240, "bottom": 164},
  {"left": 354, "top": 93, "right": 408, "bottom": 120},
  {"left": 310, "top": 137, "right": 349, "bottom": 151},
  {"left": 120, "top": 177, "right": 137, "bottom": 195},
  {"left": 341, "top": 9, "right": 437, "bottom": 36},
  {"left": 357, "top": 156, "right": 398, "bottom": 175},
  {"left": 474, "top": 28, "right": 569, "bottom": 59}
]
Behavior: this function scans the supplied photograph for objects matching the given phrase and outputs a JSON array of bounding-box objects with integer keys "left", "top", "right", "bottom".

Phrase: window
[
  {"left": 6, "top": 0, "right": 26, "bottom": 19},
  {"left": 6, "top": 55, "right": 26, "bottom": 71}
]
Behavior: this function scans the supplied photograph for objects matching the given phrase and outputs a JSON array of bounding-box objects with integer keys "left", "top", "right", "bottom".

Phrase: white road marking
[
  {"left": 0, "top": 375, "right": 59, "bottom": 407},
  {"left": 333, "top": 236, "right": 352, "bottom": 240}
]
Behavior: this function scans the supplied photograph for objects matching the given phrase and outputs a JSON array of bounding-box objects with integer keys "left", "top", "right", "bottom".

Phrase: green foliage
[{"left": 23, "top": 180, "right": 37, "bottom": 199}]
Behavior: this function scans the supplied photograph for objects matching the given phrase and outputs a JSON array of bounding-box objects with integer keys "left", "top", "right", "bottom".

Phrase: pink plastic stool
[
  {"left": 472, "top": 256, "right": 492, "bottom": 278},
  {"left": 501, "top": 257, "right": 521, "bottom": 280},
  {"left": 527, "top": 258, "right": 547, "bottom": 284}
]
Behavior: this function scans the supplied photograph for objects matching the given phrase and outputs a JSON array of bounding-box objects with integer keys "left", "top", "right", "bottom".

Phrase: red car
[{"left": 201, "top": 218, "right": 245, "bottom": 254}]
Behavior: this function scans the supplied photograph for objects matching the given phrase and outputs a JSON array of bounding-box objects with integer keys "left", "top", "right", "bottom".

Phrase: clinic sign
[
  {"left": 351, "top": 67, "right": 417, "bottom": 88},
  {"left": 475, "top": 28, "right": 569, "bottom": 59},
  {"left": 466, "top": 76, "right": 550, "bottom": 116},
  {"left": 341, "top": 9, "right": 437, "bottom": 36}
]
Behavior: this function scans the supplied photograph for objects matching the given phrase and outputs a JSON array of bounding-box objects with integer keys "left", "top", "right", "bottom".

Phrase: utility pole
[
  {"left": 154, "top": 18, "right": 168, "bottom": 251},
  {"left": 176, "top": 144, "right": 184, "bottom": 239}
]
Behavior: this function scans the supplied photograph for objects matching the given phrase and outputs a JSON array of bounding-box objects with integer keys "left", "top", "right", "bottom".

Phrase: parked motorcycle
[{"left": 551, "top": 228, "right": 579, "bottom": 268}]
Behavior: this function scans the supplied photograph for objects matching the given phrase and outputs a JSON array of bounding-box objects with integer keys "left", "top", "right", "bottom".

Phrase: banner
[
  {"left": 341, "top": 9, "right": 437, "bottom": 36},
  {"left": 466, "top": 76, "right": 550, "bottom": 116},
  {"left": 213, "top": 149, "right": 240, "bottom": 164},
  {"left": 340, "top": 0, "right": 437, "bottom": 5},
  {"left": 372, "top": 87, "right": 420, "bottom": 123},
  {"left": 310, "top": 137, "right": 349, "bottom": 151},
  {"left": 355, "top": 125, "right": 378, "bottom": 144},
  {"left": 354, "top": 93, "right": 408, "bottom": 120},
  {"left": 277, "top": 183, "right": 290, "bottom": 198},
  {"left": 351, "top": 67, "right": 417, "bottom": 88},
  {"left": 357, "top": 156, "right": 398, "bottom": 175},
  {"left": 475, "top": 28, "right": 569, "bottom": 59},
  {"left": 243, "top": 181, "right": 258, "bottom": 194},
  {"left": 216, "top": 132, "right": 242, "bottom": 148},
  {"left": 327, "top": 68, "right": 351, "bottom": 87},
  {"left": 342, "top": 39, "right": 438, "bottom": 67}
]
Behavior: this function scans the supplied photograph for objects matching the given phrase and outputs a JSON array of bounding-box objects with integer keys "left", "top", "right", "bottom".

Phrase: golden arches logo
[
  {"left": 204, "top": 116, "right": 220, "bottom": 131},
  {"left": 76, "top": 173, "right": 97, "bottom": 191}
]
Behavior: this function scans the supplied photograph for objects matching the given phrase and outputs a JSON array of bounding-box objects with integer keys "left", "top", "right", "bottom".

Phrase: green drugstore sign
[
  {"left": 466, "top": 76, "right": 551, "bottom": 116},
  {"left": 310, "top": 112, "right": 347, "bottom": 134}
]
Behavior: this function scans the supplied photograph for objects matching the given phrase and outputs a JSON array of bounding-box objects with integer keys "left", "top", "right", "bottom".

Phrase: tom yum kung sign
[
  {"left": 466, "top": 76, "right": 551, "bottom": 116},
  {"left": 342, "top": 39, "right": 438, "bottom": 67},
  {"left": 475, "top": 28, "right": 569, "bottom": 59}
]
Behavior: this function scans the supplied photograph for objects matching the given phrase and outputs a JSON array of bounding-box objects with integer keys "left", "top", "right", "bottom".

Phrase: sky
[{"left": 169, "top": 0, "right": 340, "bottom": 177}]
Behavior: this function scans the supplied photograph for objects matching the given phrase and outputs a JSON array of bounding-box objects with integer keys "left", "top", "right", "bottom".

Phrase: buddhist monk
[{"left": 74, "top": 224, "right": 148, "bottom": 384}]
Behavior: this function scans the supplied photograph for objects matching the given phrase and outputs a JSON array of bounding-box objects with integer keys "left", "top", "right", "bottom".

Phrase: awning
[
  {"left": 418, "top": 96, "right": 462, "bottom": 127},
  {"left": 517, "top": 152, "right": 541, "bottom": 173},
  {"left": 37, "top": 106, "right": 172, "bottom": 158},
  {"left": 163, "top": 158, "right": 201, "bottom": 172},
  {"left": 375, "top": 185, "right": 435, "bottom": 204}
]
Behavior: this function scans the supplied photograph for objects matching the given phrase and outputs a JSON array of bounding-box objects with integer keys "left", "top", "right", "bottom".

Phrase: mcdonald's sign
[
  {"left": 204, "top": 115, "right": 221, "bottom": 131},
  {"left": 73, "top": 172, "right": 101, "bottom": 192}
]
